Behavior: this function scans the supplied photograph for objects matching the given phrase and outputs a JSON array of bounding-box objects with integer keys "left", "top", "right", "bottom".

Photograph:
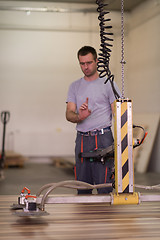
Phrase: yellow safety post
[{"left": 113, "top": 98, "right": 139, "bottom": 205}]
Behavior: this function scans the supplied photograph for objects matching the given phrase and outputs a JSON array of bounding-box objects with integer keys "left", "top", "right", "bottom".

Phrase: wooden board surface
[{"left": 0, "top": 195, "right": 160, "bottom": 240}]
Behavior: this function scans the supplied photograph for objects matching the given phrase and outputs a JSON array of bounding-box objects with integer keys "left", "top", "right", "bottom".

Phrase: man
[{"left": 66, "top": 46, "right": 120, "bottom": 194}]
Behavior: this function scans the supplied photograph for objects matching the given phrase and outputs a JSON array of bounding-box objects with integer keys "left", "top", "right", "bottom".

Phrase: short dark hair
[{"left": 77, "top": 46, "right": 97, "bottom": 61}]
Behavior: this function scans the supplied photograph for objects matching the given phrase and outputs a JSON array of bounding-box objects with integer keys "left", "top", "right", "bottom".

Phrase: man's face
[{"left": 78, "top": 53, "right": 98, "bottom": 78}]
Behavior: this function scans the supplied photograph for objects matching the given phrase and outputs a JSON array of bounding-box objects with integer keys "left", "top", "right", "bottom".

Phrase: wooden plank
[
  {"left": 4, "top": 151, "right": 27, "bottom": 168},
  {"left": 0, "top": 195, "right": 160, "bottom": 240},
  {"left": 52, "top": 157, "right": 74, "bottom": 168}
]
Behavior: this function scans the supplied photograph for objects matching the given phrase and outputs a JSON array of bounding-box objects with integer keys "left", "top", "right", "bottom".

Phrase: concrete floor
[
  {"left": 0, "top": 159, "right": 75, "bottom": 195},
  {"left": 1, "top": 158, "right": 160, "bottom": 196}
]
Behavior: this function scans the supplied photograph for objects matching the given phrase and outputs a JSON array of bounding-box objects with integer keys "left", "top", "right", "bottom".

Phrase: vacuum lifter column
[{"left": 113, "top": 98, "right": 139, "bottom": 204}]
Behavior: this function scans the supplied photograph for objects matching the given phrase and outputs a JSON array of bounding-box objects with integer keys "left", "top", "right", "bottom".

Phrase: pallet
[
  {"left": 4, "top": 151, "right": 27, "bottom": 168},
  {"left": 52, "top": 156, "right": 74, "bottom": 168}
]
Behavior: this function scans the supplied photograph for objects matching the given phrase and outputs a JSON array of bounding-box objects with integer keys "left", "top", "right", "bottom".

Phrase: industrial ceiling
[{"left": 1, "top": 0, "right": 148, "bottom": 12}]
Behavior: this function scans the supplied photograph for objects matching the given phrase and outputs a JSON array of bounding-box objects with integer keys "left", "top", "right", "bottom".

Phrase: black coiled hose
[
  {"left": 96, "top": 0, "right": 120, "bottom": 99},
  {"left": 96, "top": 0, "right": 113, "bottom": 78}
]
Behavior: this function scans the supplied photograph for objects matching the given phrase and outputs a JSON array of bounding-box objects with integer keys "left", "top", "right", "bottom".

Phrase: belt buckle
[
  {"left": 83, "top": 131, "right": 90, "bottom": 136},
  {"left": 90, "top": 130, "right": 97, "bottom": 136}
]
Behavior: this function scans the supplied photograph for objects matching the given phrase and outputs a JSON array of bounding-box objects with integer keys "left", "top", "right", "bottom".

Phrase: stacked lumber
[{"left": 4, "top": 151, "right": 27, "bottom": 168}]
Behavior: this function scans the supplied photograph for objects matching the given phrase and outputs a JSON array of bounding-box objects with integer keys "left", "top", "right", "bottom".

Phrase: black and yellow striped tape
[{"left": 121, "top": 102, "right": 129, "bottom": 193}]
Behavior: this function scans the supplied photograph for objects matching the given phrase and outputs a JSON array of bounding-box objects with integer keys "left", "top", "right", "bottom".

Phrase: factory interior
[{"left": 0, "top": 0, "right": 160, "bottom": 239}]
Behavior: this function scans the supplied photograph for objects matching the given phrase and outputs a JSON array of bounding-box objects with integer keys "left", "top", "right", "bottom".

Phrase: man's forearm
[{"left": 66, "top": 111, "right": 81, "bottom": 123}]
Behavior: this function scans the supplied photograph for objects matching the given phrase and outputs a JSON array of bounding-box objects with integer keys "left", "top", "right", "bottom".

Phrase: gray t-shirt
[{"left": 66, "top": 77, "right": 120, "bottom": 132}]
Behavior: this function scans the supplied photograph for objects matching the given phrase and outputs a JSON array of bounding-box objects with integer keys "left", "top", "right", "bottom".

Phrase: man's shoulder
[
  {"left": 73, "top": 77, "right": 83, "bottom": 84},
  {"left": 70, "top": 77, "right": 83, "bottom": 88}
]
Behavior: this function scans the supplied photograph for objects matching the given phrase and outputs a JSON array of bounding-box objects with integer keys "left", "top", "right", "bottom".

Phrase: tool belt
[{"left": 77, "top": 126, "right": 111, "bottom": 136}]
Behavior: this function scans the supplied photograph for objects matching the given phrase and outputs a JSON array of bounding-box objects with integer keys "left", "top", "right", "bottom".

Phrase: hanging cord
[
  {"left": 120, "top": 0, "right": 126, "bottom": 99},
  {"left": 96, "top": 0, "right": 120, "bottom": 99},
  {"left": 96, "top": 0, "right": 113, "bottom": 79}
]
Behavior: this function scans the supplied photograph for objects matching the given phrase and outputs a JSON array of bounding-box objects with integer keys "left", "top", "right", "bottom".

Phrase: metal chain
[{"left": 120, "top": 0, "right": 126, "bottom": 99}]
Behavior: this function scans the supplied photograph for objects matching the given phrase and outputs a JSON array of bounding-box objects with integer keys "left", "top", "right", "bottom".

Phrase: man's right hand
[{"left": 78, "top": 97, "right": 91, "bottom": 121}]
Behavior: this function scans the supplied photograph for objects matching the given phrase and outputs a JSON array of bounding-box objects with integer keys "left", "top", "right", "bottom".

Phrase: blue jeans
[{"left": 74, "top": 129, "right": 114, "bottom": 194}]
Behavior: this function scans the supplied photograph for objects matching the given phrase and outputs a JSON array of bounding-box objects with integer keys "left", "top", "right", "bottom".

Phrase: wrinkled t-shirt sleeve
[{"left": 66, "top": 82, "right": 76, "bottom": 104}]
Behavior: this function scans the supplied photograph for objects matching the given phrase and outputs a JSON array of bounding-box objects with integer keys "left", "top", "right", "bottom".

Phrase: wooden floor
[{"left": 0, "top": 194, "right": 160, "bottom": 240}]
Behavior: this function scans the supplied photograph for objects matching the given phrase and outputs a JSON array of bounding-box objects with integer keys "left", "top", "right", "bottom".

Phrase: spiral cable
[
  {"left": 96, "top": 0, "right": 120, "bottom": 99},
  {"left": 96, "top": 0, "right": 113, "bottom": 78}
]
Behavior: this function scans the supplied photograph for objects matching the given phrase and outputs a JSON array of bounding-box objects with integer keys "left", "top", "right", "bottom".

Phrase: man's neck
[{"left": 84, "top": 72, "right": 99, "bottom": 81}]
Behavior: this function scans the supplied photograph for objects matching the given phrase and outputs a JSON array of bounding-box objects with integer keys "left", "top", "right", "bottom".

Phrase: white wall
[
  {"left": 127, "top": 0, "right": 160, "bottom": 172},
  {"left": 0, "top": 1, "right": 159, "bottom": 167},
  {"left": 127, "top": 0, "right": 160, "bottom": 114},
  {"left": 0, "top": 1, "right": 122, "bottom": 156}
]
